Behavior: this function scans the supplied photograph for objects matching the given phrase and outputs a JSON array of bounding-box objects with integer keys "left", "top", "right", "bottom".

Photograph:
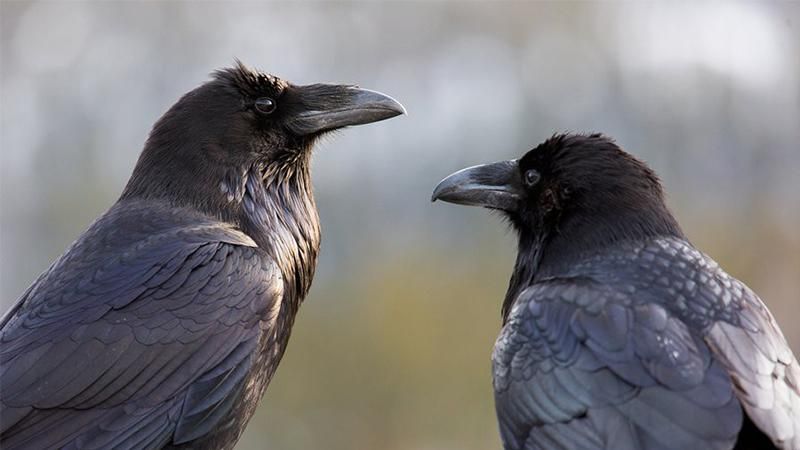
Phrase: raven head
[
  {"left": 122, "top": 60, "right": 404, "bottom": 211},
  {"left": 433, "top": 133, "right": 683, "bottom": 265},
  {"left": 204, "top": 60, "right": 406, "bottom": 156},
  {"left": 433, "top": 133, "right": 684, "bottom": 319}
]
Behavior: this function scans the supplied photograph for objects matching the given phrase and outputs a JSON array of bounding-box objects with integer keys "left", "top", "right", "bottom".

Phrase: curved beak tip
[
  {"left": 396, "top": 101, "right": 408, "bottom": 116},
  {"left": 430, "top": 177, "right": 464, "bottom": 205},
  {"left": 358, "top": 88, "right": 406, "bottom": 118},
  {"left": 430, "top": 182, "right": 447, "bottom": 203}
]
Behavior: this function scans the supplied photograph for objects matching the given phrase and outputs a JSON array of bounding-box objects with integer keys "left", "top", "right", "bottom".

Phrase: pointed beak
[
  {"left": 431, "top": 160, "right": 522, "bottom": 212},
  {"left": 286, "top": 84, "right": 405, "bottom": 135}
]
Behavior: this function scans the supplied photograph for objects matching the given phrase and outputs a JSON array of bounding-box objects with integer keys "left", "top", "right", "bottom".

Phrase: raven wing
[
  {"left": 494, "top": 237, "right": 800, "bottom": 450},
  {"left": 622, "top": 238, "right": 799, "bottom": 448},
  {"left": 493, "top": 278, "right": 742, "bottom": 450},
  {"left": 0, "top": 217, "right": 283, "bottom": 449},
  {"left": 702, "top": 268, "right": 800, "bottom": 449}
]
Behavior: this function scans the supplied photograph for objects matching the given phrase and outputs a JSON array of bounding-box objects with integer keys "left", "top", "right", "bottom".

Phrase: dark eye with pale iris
[
  {"left": 524, "top": 169, "right": 540, "bottom": 186},
  {"left": 254, "top": 97, "right": 276, "bottom": 114}
]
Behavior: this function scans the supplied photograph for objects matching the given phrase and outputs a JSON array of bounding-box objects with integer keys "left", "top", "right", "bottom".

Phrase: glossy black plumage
[
  {"left": 0, "top": 62, "right": 404, "bottom": 449},
  {"left": 433, "top": 134, "right": 799, "bottom": 449}
]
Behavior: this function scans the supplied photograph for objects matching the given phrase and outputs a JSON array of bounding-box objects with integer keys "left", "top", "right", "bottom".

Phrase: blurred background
[{"left": 1, "top": 2, "right": 798, "bottom": 449}]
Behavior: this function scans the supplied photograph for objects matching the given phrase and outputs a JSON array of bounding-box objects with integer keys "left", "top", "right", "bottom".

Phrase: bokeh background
[{"left": 1, "top": 2, "right": 798, "bottom": 449}]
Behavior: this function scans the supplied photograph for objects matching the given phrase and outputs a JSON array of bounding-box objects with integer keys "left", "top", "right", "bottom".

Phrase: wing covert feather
[
  {"left": 494, "top": 237, "right": 799, "bottom": 449},
  {"left": 0, "top": 221, "right": 282, "bottom": 449},
  {"left": 493, "top": 279, "right": 741, "bottom": 450}
]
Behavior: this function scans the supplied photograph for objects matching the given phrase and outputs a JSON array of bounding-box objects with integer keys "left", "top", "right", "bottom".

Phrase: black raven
[
  {"left": 432, "top": 134, "right": 799, "bottom": 450},
  {"left": 0, "top": 62, "right": 404, "bottom": 449}
]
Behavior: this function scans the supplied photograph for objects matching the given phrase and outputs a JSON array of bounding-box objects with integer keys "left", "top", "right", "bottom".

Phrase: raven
[
  {"left": 432, "top": 134, "right": 799, "bottom": 449},
  {"left": 0, "top": 62, "right": 404, "bottom": 449}
]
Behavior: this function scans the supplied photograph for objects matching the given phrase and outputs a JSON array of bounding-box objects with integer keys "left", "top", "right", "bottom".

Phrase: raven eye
[
  {"left": 254, "top": 97, "right": 276, "bottom": 114},
  {"left": 524, "top": 169, "right": 540, "bottom": 186}
]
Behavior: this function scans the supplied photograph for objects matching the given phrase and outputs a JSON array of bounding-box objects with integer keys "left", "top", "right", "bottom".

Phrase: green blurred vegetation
[{"left": 240, "top": 243, "right": 511, "bottom": 450}]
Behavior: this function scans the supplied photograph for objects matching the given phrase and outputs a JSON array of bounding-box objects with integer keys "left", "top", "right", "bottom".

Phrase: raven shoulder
[
  {"left": 0, "top": 199, "right": 285, "bottom": 449},
  {"left": 581, "top": 237, "right": 799, "bottom": 448},
  {"left": 493, "top": 237, "right": 798, "bottom": 449}
]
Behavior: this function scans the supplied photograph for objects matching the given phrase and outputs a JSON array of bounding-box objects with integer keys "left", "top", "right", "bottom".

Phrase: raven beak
[
  {"left": 286, "top": 84, "right": 405, "bottom": 135},
  {"left": 431, "top": 160, "right": 522, "bottom": 212}
]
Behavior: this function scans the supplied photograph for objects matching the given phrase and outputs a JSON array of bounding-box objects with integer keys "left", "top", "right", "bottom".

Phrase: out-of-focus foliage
[{"left": 1, "top": 2, "right": 798, "bottom": 449}]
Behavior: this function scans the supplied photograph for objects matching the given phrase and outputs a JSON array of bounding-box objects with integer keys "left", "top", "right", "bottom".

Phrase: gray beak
[
  {"left": 286, "top": 84, "right": 405, "bottom": 135},
  {"left": 431, "top": 160, "right": 522, "bottom": 212}
]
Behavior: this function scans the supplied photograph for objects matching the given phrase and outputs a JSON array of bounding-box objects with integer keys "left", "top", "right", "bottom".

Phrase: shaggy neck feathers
[{"left": 240, "top": 157, "right": 320, "bottom": 312}]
